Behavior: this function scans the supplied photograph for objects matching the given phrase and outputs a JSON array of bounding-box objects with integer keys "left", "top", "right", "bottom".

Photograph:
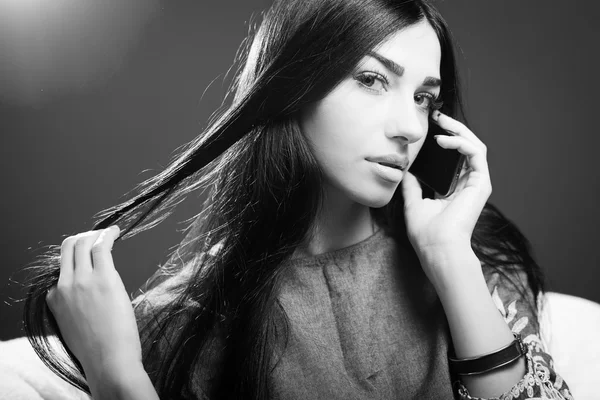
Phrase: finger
[
  {"left": 401, "top": 170, "right": 423, "bottom": 206},
  {"left": 455, "top": 165, "right": 471, "bottom": 192},
  {"left": 46, "top": 285, "right": 57, "bottom": 311},
  {"left": 58, "top": 236, "right": 78, "bottom": 286},
  {"left": 432, "top": 111, "right": 486, "bottom": 150},
  {"left": 436, "top": 136, "right": 492, "bottom": 212},
  {"left": 91, "top": 226, "right": 120, "bottom": 275},
  {"left": 434, "top": 135, "right": 489, "bottom": 178},
  {"left": 73, "top": 230, "right": 104, "bottom": 280}
]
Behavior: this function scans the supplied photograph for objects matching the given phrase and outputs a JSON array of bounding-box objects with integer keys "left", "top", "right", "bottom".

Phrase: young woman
[{"left": 23, "top": 0, "right": 574, "bottom": 399}]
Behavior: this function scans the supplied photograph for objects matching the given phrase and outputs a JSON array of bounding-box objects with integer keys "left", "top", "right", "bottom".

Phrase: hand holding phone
[{"left": 408, "top": 113, "right": 466, "bottom": 198}]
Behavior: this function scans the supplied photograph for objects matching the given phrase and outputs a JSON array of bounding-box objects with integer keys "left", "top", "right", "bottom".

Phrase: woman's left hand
[{"left": 401, "top": 110, "right": 492, "bottom": 258}]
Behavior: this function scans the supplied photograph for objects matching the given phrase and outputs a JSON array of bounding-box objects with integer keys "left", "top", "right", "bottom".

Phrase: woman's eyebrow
[{"left": 367, "top": 51, "right": 442, "bottom": 88}]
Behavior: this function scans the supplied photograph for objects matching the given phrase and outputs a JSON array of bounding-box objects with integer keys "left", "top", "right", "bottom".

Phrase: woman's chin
[
  {"left": 356, "top": 192, "right": 395, "bottom": 209},
  {"left": 328, "top": 179, "right": 398, "bottom": 209}
]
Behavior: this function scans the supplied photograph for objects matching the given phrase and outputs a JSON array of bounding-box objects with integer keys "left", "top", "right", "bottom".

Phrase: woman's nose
[{"left": 384, "top": 98, "right": 427, "bottom": 144}]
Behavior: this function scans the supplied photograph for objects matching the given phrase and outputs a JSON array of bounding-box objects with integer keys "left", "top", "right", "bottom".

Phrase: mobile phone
[{"left": 408, "top": 114, "right": 466, "bottom": 198}]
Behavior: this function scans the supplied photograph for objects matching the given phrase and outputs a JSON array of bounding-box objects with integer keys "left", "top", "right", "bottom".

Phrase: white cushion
[
  {"left": 0, "top": 292, "right": 597, "bottom": 399},
  {"left": 539, "top": 292, "right": 600, "bottom": 400},
  {"left": 0, "top": 335, "right": 91, "bottom": 400}
]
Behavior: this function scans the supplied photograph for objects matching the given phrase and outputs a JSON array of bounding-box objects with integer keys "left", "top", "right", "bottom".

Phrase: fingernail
[
  {"left": 110, "top": 225, "right": 121, "bottom": 236},
  {"left": 432, "top": 110, "right": 441, "bottom": 120}
]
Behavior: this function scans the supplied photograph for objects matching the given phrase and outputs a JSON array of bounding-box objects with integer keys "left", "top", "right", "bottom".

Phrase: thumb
[
  {"left": 401, "top": 171, "right": 422, "bottom": 207},
  {"left": 109, "top": 225, "right": 121, "bottom": 241}
]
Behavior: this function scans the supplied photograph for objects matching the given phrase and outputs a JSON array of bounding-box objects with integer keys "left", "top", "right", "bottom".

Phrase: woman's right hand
[{"left": 45, "top": 226, "right": 143, "bottom": 382}]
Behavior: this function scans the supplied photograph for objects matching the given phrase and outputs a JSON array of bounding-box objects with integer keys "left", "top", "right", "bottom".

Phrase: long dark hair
[{"left": 21, "top": 0, "right": 545, "bottom": 399}]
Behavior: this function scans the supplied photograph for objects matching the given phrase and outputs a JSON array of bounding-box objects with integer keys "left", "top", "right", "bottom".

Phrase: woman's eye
[
  {"left": 415, "top": 93, "right": 439, "bottom": 111},
  {"left": 356, "top": 72, "right": 387, "bottom": 92}
]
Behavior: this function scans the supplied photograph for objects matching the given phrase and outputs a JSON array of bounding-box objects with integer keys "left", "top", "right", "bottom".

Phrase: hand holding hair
[{"left": 45, "top": 226, "right": 145, "bottom": 389}]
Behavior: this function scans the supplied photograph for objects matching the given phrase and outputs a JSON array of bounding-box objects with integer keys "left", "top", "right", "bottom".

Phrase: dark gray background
[{"left": 1, "top": 1, "right": 598, "bottom": 340}]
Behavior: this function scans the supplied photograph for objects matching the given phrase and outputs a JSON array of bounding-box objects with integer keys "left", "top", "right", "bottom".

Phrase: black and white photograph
[{"left": 1, "top": 1, "right": 598, "bottom": 399}]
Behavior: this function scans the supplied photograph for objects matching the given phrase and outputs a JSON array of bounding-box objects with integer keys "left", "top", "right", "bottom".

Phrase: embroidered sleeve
[{"left": 453, "top": 267, "right": 574, "bottom": 400}]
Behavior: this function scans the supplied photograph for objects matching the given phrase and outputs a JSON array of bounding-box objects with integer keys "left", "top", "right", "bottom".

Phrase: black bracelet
[{"left": 448, "top": 333, "right": 526, "bottom": 376}]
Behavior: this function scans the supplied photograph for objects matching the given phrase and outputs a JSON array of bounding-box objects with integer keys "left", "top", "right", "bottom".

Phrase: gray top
[
  {"left": 134, "top": 228, "right": 572, "bottom": 399},
  {"left": 269, "top": 228, "right": 454, "bottom": 399}
]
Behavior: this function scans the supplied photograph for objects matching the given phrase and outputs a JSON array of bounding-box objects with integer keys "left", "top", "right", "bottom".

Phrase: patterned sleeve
[{"left": 453, "top": 266, "right": 574, "bottom": 400}]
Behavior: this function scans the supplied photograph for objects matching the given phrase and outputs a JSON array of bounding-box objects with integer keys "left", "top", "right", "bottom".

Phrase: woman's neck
[{"left": 292, "top": 184, "right": 378, "bottom": 259}]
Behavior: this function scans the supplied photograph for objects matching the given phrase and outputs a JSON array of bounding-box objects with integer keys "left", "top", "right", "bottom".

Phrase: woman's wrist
[
  {"left": 416, "top": 244, "right": 480, "bottom": 295},
  {"left": 419, "top": 248, "right": 528, "bottom": 397}
]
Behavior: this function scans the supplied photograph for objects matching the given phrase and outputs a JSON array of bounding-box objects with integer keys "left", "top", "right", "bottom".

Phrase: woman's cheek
[{"left": 410, "top": 135, "right": 428, "bottom": 164}]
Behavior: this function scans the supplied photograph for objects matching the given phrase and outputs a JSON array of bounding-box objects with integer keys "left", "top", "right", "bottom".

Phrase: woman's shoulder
[
  {"left": 475, "top": 242, "right": 530, "bottom": 280},
  {"left": 476, "top": 245, "right": 530, "bottom": 292},
  {"left": 131, "top": 246, "right": 219, "bottom": 327},
  {"left": 133, "top": 240, "right": 224, "bottom": 300}
]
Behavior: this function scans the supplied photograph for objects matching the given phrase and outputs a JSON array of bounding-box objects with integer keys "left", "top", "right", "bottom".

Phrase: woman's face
[{"left": 300, "top": 21, "right": 442, "bottom": 208}]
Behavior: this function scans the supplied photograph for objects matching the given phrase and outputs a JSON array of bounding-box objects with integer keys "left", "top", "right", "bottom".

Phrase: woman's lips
[
  {"left": 368, "top": 160, "right": 405, "bottom": 183},
  {"left": 365, "top": 155, "right": 409, "bottom": 170}
]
